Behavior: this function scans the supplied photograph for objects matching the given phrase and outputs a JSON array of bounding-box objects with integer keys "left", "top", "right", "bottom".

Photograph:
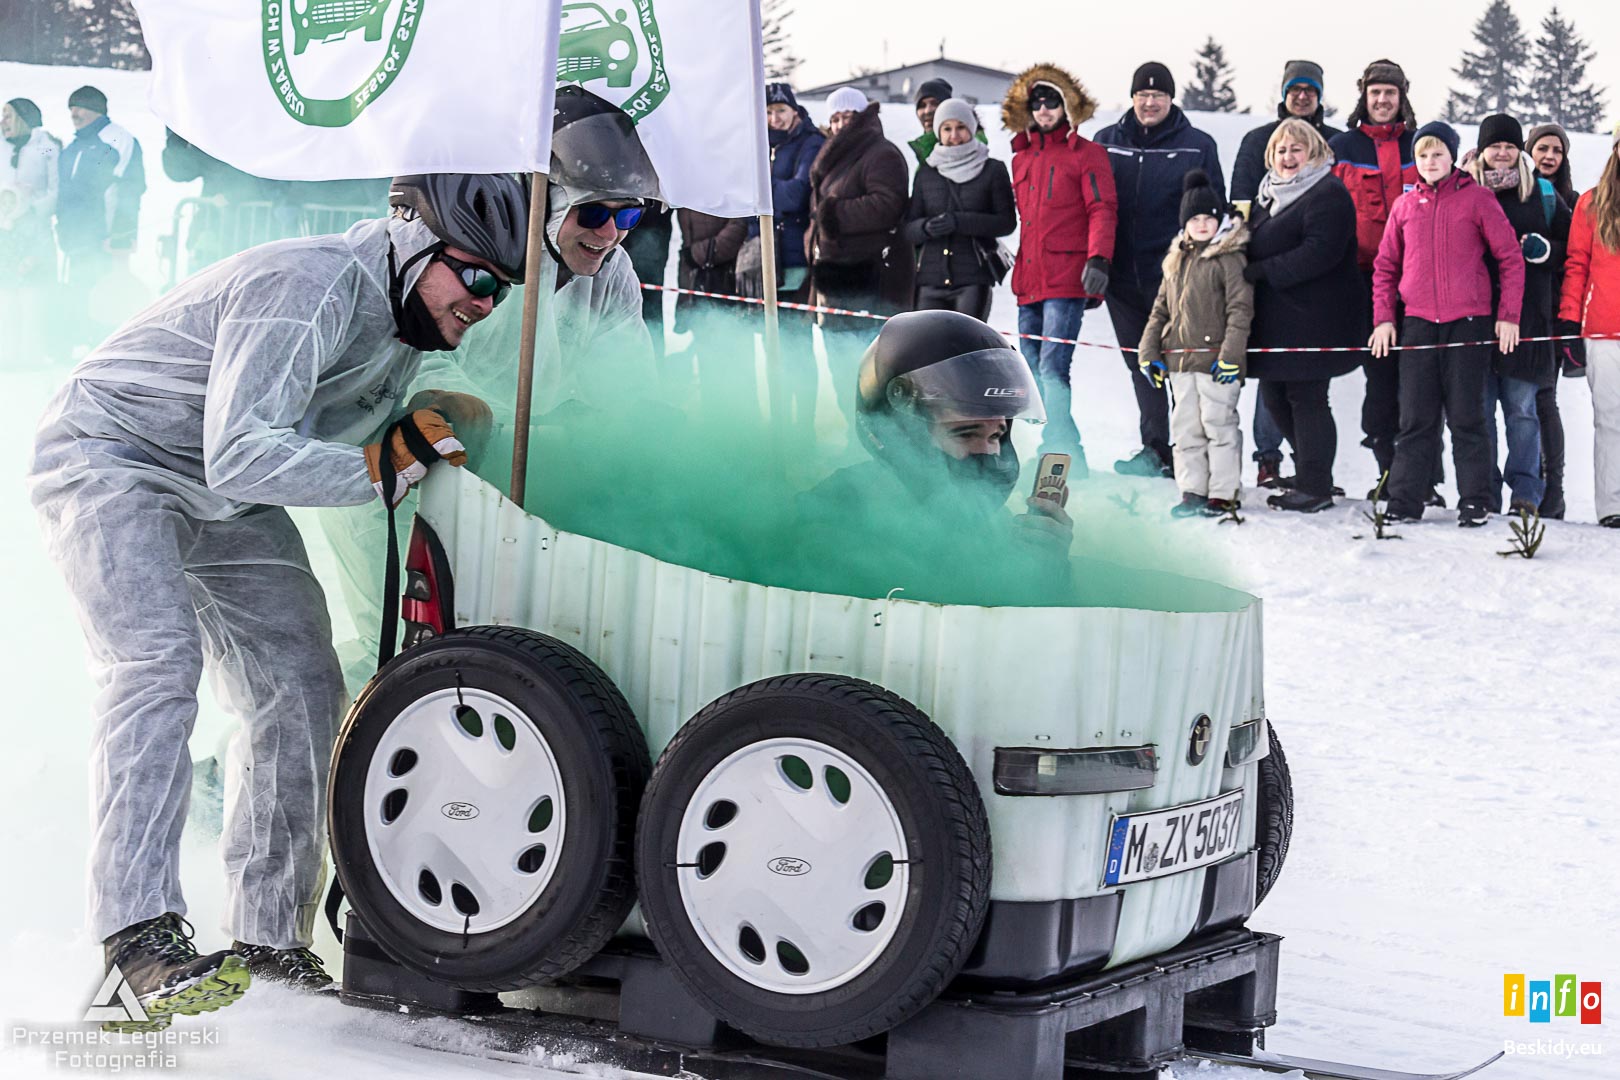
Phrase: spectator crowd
[
  {"left": 6, "top": 65, "right": 1620, "bottom": 528},
  {"left": 646, "top": 56, "right": 1620, "bottom": 528}
]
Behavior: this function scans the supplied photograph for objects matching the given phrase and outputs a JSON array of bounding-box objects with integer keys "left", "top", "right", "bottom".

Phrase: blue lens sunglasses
[{"left": 576, "top": 203, "right": 646, "bottom": 230}]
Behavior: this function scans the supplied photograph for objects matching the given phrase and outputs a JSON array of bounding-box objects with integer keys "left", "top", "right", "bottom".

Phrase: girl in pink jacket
[{"left": 1369, "top": 121, "right": 1525, "bottom": 526}]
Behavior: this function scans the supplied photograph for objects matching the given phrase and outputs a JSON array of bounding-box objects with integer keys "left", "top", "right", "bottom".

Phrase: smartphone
[{"left": 1033, "top": 453, "right": 1070, "bottom": 506}]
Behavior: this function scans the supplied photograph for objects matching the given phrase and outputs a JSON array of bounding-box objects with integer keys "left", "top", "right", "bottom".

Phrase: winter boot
[
  {"left": 1267, "top": 489, "right": 1334, "bottom": 513},
  {"left": 1539, "top": 487, "right": 1566, "bottom": 520},
  {"left": 1457, "top": 501, "right": 1490, "bottom": 528},
  {"left": 1600, "top": 515, "right": 1620, "bottom": 529},
  {"left": 101, "top": 914, "right": 250, "bottom": 1032},
  {"left": 1170, "top": 492, "right": 1208, "bottom": 518},
  {"left": 1256, "top": 460, "right": 1284, "bottom": 489},
  {"left": 231, "top": 942, "right": 335, "bottom": 991},
  {"left": 1200, "top": 498, "right": 1241, "bottom": 517},
  {"left": 1115, "top": 446, "right": 1169, "bottom": 478}
]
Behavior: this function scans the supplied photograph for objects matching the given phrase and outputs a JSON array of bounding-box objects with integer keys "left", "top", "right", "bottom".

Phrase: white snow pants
[
  {"left": 1169, "top": 371, "right": 1244, "bottom": 501},
  {"left": 1586, "top": 339, "right": 1620, "bottom": 520},
  {"left": 30, "top": 437, "right": 346, "bottom": 948}
]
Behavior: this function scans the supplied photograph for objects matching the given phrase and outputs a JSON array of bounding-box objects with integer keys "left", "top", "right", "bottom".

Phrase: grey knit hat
[
  {"left": 1280, "top": 60, "right": 1324, "bottom": 98},
  {"left": 1525, "top": 122, "right": 1569, "bottom": 155},
  {"left": 932, "top": 98, "right": 979, "bottom": 136}
]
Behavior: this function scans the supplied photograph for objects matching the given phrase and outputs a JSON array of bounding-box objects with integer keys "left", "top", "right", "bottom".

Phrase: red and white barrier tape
[{"left": 640, "top": 281, "right": 1613, "bottom": 356}]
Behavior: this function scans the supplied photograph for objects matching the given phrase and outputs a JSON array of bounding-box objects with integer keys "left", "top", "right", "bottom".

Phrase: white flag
[
  {"left": 556, "top": 0, "right": 771, "bottom": 216},
  {"left": 132, "top": 0, "right": 562, "bottom": 179}
]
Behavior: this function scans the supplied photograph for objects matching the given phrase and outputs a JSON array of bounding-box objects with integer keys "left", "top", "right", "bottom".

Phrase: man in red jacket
[
  {"left": 1328, "top": 60, "right": 1434, "bottom": 494},
  {"left": 1001, "top": 63, "right": 1117, "bottom": 471}
]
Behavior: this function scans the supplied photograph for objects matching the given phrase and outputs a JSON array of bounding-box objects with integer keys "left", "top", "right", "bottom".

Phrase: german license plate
[{"left": 1102, "top": 790, "right": 1245, "bottom": 886}]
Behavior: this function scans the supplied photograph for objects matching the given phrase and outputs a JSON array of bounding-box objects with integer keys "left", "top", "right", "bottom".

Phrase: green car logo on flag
[
  {"left": 558, "top": 1, "right": 670, "bottom": 123},
  {"left": 262, "top": 0, "right": 426, "bottom": 128}
]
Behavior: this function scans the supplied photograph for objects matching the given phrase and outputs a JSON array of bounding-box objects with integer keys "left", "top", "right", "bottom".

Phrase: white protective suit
[
  {"left": 27, "top": 215, "right": 443, "bottom": 948},
  {"left": 319, "top": 241, "right": 654, "bottom": 692}
]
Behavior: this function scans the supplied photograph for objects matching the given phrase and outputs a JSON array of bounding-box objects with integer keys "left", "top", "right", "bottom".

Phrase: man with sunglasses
[{"left": 27, "top": 171, "right": 527, "bottom": 1020}]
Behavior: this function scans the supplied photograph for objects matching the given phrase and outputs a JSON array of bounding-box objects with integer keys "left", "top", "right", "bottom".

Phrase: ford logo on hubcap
[
  {"left": 441, "top": 802, "right": 480, "bottom": 820},
  {"left": 767, "top": 857, "right": 811, "bottom": 876}
]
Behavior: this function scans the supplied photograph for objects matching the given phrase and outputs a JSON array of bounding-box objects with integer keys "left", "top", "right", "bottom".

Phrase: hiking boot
[
  {"left": 1201, "top": 498, "right": 1241, "bottom": 517},
  {"left": 1600, "top": 515, "right": 1620, "bottom": 529},
  {"left": 1170, "top": 492, "right": 1208, "bottom": 518},
  {"left": 1540, "top": 489, "right": 1566, "bottom": 520},
  {"left": 1115, "top": 446, "right": 1170, "bottom": 478},
  {"left": 1256, "top": 460, "right": 1284, "bottom": 489},
  {"left": 1508, "top": 498, "right": 1540, "bottom": 517},
  {"left": 1382, "top": 502, "right": 1423, "bottom": 524},
  {"left": 1458, "top": 502, "right": 1490, "bottom": 528},
  {"left": 1268, "top": 489, "right": 1334, "bottom": 513},
  {"left": 101, "top": 914, "right": 250, "bottom": 1032},
  {"left": 232, "top": 943, "right": 335, "bottom": 991},
  {"left": 1426, "top": 488, "right": 1448, "bottom": 509}
]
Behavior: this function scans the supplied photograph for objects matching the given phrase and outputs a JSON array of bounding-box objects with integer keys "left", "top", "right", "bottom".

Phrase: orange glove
[{"left": 364, "top": 409, "right": 467, "bottom": 507}]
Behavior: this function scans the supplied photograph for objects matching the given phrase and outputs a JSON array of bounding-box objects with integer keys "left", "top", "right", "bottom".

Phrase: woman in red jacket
[
  {"left": 1558, "top": 127, "right": 1620, "bottom": 526},
  {"left": 1369, "top": 121, "right": 1524, "bottom": 527}
]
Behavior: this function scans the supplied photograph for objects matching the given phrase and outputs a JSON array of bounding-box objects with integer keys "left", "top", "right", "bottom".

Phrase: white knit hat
[
  {"left": 933, "top": 97, "right": 978, "bottom": 135},
  {"left": 826, "top": 86, "right": 869, "bottom": 114}
]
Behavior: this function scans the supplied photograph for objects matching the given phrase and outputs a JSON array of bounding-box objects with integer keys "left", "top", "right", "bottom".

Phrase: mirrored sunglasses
[
  {"left": 576, "top": 204, "right": 645, "bottom": 230},
  {"left": 437, "top": 252, "right": 510, "bottom": 307}
]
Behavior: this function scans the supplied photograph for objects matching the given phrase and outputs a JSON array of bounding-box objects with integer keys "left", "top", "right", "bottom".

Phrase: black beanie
[
  {"left": 1414, "top": 120, "right": 1461, "bottom": 161},
  {"left": 1179, "top": 169, "right": 1223, "bottom": 227},
  {"left": 1477, "top": 113, "right": 1524, "bottom": 152},
  {"left": 915, "top": 78, "right": 953, "bottom": 107},
  {"left": 765, "top": 82, "right": 798, "bottom": 109},
  {"left": 68, "top": 85, "right": 107, "bottom": 115},
  {"left": 1132, "top": 62, "right": 1175, "bottom": 99},
  {"left": 6, "top": 97, "right": 42, "bottom": 129}
]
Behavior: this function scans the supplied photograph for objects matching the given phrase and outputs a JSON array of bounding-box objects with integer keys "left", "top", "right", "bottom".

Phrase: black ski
[{"left": 1189, "top": 1049, "right": 1503, "bottom": 1080}]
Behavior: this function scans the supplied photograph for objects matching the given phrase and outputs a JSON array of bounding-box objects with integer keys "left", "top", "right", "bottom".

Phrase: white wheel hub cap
[
  {"left": 675, "top": 737, "right": 910, "bottom": 995},
  {"left": 363, "top": 687, "right": 566, "bottom": 934}
]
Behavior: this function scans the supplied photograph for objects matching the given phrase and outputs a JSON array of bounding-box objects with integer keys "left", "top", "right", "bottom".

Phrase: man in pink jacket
[{"left": 1368, "top": 121, "right": 1524, "bottom": 526}]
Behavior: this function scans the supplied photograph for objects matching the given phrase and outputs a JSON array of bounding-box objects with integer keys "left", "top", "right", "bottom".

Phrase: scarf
[
  {"left": 927, "top": 138, "right": 990, "bottom": 184},
  {"left": 1482, "top": 166, "right": 1519, "bottom": 192},
  {"left": 1256, "top": 158, "right": 1334, "bottom": 218}
]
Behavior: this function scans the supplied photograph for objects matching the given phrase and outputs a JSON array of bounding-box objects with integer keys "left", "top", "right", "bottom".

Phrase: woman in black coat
[
  {"left": 1242, "top": 118, "right": 1366, "bottom": 512},
  {"left": 902, "top": 98, "right": 1015, "bottom": 322}
]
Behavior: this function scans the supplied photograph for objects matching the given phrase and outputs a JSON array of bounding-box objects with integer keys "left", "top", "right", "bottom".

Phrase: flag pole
[
  {"left": 510, "top": 171, "right": 549, "bottom": 506},
  {"left": 759, "top": 213, "right": 782, "bottom": 385}
]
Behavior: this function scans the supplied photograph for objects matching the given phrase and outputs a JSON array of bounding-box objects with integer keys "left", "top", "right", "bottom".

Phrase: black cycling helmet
[
  {"left": 549, "top": 86, "right": 664, "bottom": 207},
  {"left": 389, "top": 173, "right": 529, "bottom": 282},
  {"left": 855, "top": 311, "right": 1044, "bottom": 495}
]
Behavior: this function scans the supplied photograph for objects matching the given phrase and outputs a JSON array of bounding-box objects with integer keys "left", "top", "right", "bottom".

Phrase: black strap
[{"left": 328, "top": 410, "right": 448, "bottom": 947}]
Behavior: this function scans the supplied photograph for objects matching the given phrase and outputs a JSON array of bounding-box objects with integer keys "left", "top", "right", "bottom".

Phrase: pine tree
[
  {"left": 1527, "top": 6, "right": 1608, "bottom": 132},
  {"left": 1446, "top": 0, "right": 1532, "bottom": 122},
  {"left": 760, "top": 0, "right": 801, "bottom": 82},
  {"left": 1183, "top": 37, "right": 1238, "bottom": 113},
  {"left": 1, "top": 0, "right": 149, "bottom": 68}
]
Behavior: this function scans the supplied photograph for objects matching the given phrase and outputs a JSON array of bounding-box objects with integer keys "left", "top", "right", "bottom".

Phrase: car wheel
[
  {"left": 329, "top": 626, "right": 650, "bottom": 991},
  {"left": 635, "top": 673, "right": 991, "bottom": 1048},
  {"left": 1254, "top": 723, "right": 1293, "bottom": 907}
]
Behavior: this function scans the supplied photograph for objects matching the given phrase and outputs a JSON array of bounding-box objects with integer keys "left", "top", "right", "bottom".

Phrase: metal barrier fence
[{"left": 161, "top": 198, "right": 381, "bottom": 289}]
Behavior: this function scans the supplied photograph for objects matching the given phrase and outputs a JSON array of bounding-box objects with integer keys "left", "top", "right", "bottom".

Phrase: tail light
[{"left": 401, "top": 517, "right": 455, "bottom": 650}]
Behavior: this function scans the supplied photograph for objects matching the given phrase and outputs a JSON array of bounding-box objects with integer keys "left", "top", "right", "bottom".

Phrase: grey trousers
[
  {"left": 1587, "top": 339, "right": 1620, "bottom": 519},
  {"left": 1169, "top": 371, "right": 1244, "bottom": 501},
  {"left": 31, "top": 442, "right": 345, "bottom": 948}
]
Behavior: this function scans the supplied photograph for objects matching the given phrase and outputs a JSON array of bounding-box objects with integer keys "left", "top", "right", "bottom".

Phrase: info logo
[{"left": 1503, "top": 974, "right": 1602, "bottom": 1024}]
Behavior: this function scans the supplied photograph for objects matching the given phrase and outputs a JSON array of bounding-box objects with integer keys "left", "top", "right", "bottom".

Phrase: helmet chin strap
[{"left": 387, "top": 239, "right": 445, "bottom": 335}]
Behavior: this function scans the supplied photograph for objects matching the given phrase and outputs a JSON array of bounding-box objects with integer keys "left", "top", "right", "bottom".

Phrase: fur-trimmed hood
[
  {"left": 1161, "top": 215, "right": 1250, "bottom": 277},
  {"left": 1002, "top": 63, "right": 1097, "bottom": 134}
]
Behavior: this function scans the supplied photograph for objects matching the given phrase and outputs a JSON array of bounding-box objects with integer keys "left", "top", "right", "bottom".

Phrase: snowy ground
[{"left": 2, "top": 59, "right": 1617, "bottom": 1080}]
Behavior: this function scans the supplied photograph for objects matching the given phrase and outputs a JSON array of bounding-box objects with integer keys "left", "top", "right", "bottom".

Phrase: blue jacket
[
  {"left": 1093, "top": 106, "right": 1224, "bottom": 297},
  {"left": 749, "top": 108, "right": 825, "bottom": 269},
  {"left": 57, "top": 115, "right": 146, "bottom": 254}
]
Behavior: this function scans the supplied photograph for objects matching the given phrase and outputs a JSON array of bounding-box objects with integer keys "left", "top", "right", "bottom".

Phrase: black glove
[
  {"left": 1080, "top": 255, "right": 1110, "bottom": 297},
  {"left": 1243, "top": 260, "right": 1266, "bottom": 284},
  {"left": 923, "top": 213, "right": 956, "bottom": 239},
  {"left": 1556, "top": 318, "right": 1586, "bottom": 377}
]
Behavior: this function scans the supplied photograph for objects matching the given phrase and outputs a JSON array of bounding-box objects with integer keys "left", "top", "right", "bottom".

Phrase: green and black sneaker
[
  {"left": 231, "top": 942, "right": 334, "bottom": 991},
  {"left": 101, "top": 914, "right": 250, "bottom": 1032}
]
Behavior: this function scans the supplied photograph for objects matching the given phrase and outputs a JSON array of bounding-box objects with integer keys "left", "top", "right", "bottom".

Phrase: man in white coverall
[{"left": 26, "top": 172, "right": 529, "bottom": 1027}]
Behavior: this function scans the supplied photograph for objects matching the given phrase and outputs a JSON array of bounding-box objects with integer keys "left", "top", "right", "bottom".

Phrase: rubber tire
[
  {"left": 329, "top": 626, "right": 651, "bottom": 991},
  {"left": 1254, "top": 722, "right": 1293, "bottom": 907},
  {"left": 635, "top": 673, "right": 992, "bottom": 1048}
]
